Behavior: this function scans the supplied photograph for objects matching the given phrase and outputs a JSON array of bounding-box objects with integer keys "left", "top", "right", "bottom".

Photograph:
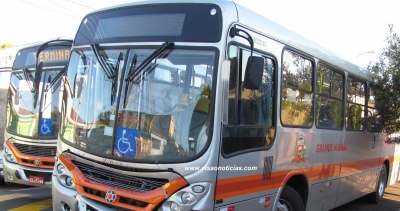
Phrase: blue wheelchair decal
[
  {"left": 39, "top": 118, "right": 53, "bottom": 136},
  {"left": 115, "top": 127, "right": 138, "bottom": 157}
]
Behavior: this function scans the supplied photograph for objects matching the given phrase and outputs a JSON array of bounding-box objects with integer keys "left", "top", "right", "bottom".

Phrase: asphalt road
[
  {"left": 0, "top": 182, "right": 399, "bottom": 211},
  {"left": 332, "top": 181, "right": 400, "bottom": 211},
  {"left": 0, "top": 183, "right": 52, "bottom": 211}
]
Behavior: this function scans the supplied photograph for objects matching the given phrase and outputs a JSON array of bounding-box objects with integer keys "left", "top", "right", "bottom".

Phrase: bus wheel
[
  {"left": 368, "top": 165, "right": 387, "bottom": 204},
  {"left": 276, "top": 186, "right": 305, "bottom": 211}
]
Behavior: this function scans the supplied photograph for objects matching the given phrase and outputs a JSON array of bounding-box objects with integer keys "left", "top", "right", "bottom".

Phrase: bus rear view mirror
[{"left": 243, "top": 56, "right": 263, "bottom": 90}]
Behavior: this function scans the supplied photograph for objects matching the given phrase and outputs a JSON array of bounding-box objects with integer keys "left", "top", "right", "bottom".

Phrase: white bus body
[
  {"left": 3, "top": 40, "right": 72, "bottom": 188},
  {"left": 52, "top": 1, "right": 398, "bottom": 210}
]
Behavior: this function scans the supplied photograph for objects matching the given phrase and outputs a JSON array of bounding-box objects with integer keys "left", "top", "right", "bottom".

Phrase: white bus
[
  {"left": 52, "top": 1, "right": 398, "bottom": 211},
  {"left": 3, "top": 39, "right": 72, "bottom": 187}
]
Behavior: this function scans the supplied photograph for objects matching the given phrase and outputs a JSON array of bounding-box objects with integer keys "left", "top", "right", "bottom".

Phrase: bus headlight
[
  {"left": 159, "top": 183, "right": 209, "bottom": 211},
  {"left": 54, "top": 161, "right": 76, "bottom": 190},
  {"left": 170, "top": 202, "right": 180, "bottom": 211},
  {"left": 181, "top": 192, "right": 192, "bottom": 204},
  {"left": 4, "top": 147, "right": 17, "bottom": 164},
  {"left": 65, "top": 176, "right": 74, "bottom": 186},
  {"left": 56, "top": 163, "right": 65, "bottom": 174}
]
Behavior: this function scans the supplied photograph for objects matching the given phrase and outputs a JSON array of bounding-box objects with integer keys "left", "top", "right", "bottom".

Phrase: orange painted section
[
  {"left": 340, "top": 158, "right": 381, "bottom": 175},
  {"left": 56, "top": 152, "right": 395, "bottom": 205},
  {"left": 215, "top": 157, "right": 392, "bottom": 200},
  {"left": 164, "top": 177, "right": 188, "bottom": 196},
  {"left": 6, "top": 141, "right": 55, "bottom": 169},
  {"left": 59, "top": 154, "right": 188, "bottom": 211},
  {"left": 216, "top": 174, "right": 270, "bottom": 199}
]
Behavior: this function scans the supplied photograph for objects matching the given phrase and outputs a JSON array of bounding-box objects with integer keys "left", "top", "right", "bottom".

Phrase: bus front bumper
[
  {"left": 52, "top": 175, "right": 116, "bottom": 211},
  {"left": 3, "top": 159, "right": 52, "bottom": 188}
]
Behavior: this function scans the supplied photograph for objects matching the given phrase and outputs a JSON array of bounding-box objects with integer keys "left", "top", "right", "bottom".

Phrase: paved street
[
  {"left": 0, "top": 184, "right": 52, "bottom": 211},
  {"left": 0, "top": 182, "right": 399, "bottom": 210},
  {"left": 332, "top": 181, "right": 400, "bottom": 211}
]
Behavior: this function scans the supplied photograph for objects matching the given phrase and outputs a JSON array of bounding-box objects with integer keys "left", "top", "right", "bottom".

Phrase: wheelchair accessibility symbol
[
  {"left": 115, "top": 127, "right": 138, "bottom": 157},
  {"left": 39, "top": 118, "right": 53, "bottom": 136}
]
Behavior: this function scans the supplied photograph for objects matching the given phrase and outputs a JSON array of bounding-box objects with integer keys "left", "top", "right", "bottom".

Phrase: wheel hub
[{"left": 277, "top": 201, "right": 290, "bottom": 211}]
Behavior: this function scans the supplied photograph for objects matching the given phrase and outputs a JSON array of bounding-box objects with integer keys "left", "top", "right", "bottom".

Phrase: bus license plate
[{"left": 29, "top": 176, "right": 44, "bottom": 184}]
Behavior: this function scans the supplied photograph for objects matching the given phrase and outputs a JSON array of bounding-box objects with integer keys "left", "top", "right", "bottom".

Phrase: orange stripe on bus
[{"left": 215, "top": 157, "right": 391, "bottom": 200}]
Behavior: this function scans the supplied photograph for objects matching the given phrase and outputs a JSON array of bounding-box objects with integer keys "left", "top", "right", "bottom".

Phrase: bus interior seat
[{"left": 318, "top": 107, "right": 334, "bottom": 128}]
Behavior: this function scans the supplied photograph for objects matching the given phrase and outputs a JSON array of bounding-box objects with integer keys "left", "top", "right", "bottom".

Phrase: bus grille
[
  {"left": 13, "top": 143, "right": 56, "bottom": 157},
  {"left": 83, "top": 187, "right": 148, "bottom": 208},
  {"left": 72, "top": 160, "right": 169, "bottom": 192}
]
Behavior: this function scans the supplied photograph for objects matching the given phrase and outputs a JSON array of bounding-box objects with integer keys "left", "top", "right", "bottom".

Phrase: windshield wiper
[
  {"left": 15, "top": 73, "right": 22, "bottom": 80},
  {"left": 111, "top": 52, "right": 123, "bottom": 104},
  {"left": 125, "top": 41, "right": 174, "bottom": 82},
  {"left": 90, "top": 44, "right": 114, "bottom": 79},
  {"left": 22, "top": 68, "right": 35, "bottom": 93},
  {"left": 44, "top": 65, "right": 68, "bottom": 93},
  {"left": 90, "top": 44, "right": 123, "bottom": 105},
  {"left": 34, "top": 39, "right": 73, "bottom": 93},
  {"left": 123, "top": 54, "right": 137, "bottom": 108}
]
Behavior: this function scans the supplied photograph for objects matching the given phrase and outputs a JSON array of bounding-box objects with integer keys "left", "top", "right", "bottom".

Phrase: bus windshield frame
[
  {"left": 6, "top": 43, "right": 71, "bottom": 139},
  {"left": 60, "top": 45, "right": 218, "bottom": 164}
]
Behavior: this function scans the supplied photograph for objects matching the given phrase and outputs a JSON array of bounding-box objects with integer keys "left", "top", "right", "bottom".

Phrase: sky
[{"left": 1, "top": 0, "right": 399, "bottom": 68}]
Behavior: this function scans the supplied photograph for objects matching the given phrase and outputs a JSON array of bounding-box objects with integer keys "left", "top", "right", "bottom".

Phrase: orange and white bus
[
  {"left": 3, "top": 39, "right": 72, "bottom": 187},
  {"left": 52, "top": 1, "right": 399, "bottom": 210}
]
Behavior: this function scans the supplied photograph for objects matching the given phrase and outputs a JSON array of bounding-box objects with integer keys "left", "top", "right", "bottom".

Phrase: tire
[
  {"left": 277, "top": 186, "right": 305, "bottom": 211},
  {"left": 368, "top": 165, "right": 387, "bottom": 204}
]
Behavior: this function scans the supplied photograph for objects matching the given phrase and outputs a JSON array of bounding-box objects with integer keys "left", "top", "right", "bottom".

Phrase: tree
[
  {"left": 0, "top": 43, "right": 14, "bottom": 49},
  {"left": 368, "top": 25, "right": 400, "bottom": 143}
]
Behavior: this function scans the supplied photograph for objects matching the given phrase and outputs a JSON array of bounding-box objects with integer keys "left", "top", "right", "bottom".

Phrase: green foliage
[
  {"left": 368, "top": 25, "right": 400, "bottom": 143},
  {"left": 0, "top": 43, "right": 14, "bottom": 49},
  {"left": 347, "top": 104, "right": 363, "bottom": 130}
]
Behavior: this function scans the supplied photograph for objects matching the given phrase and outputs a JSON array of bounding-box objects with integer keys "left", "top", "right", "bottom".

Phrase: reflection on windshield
[
  {"left": 61, "top": 48, "right": 215, "bottom": 163},
  {"left": 6, "top": 70, "right": 63, "bottom": 138}
]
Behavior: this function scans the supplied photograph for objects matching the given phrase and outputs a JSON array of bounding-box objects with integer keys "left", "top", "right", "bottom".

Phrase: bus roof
[
  {"left": 233, "top": 3, "right": 372, "bottom": 81},
  {"left": 82, "top": 0, "right": 371, "bottom": 81}
]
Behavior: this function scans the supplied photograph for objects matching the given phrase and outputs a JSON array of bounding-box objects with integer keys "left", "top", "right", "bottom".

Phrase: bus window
[
  {"left": 367, "top": 87, "right": 380, "bottom": 132},
  {"left": 316, "top": 64, "right": 344, "bottom": 129},
  {"left": 346, "top": 77, "right": 366, "bottom": 131},
  {"left": 281, "top": 50, "right": 313, "bottom": 127},
  {"left": 222, "top": 46, "right": 275, "bottom": 155}
]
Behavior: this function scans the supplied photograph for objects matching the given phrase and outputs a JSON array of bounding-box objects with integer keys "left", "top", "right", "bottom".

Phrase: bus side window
[
  {"left": 367, "top": 87, "right": 380, "bottom": 132},
  {"left": 281, "top": 50, "right": 313, "bottom": 127},
  {"left": 222, "top": 46, "right": 275, "bottom": 155},
  {"left": 316, "top": 64, "right": 343, "bottom": 129},
  {"left": 346, "top": 77, "right": 366, "bottom": 131}
]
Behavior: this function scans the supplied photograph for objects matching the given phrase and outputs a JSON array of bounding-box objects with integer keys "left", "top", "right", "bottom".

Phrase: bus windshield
[
  {"left": 61, "top": 46, "right": 216, "bottom": 163},
  {"left": 6, "top": 44, "right": 71, "bottom": 138}
]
